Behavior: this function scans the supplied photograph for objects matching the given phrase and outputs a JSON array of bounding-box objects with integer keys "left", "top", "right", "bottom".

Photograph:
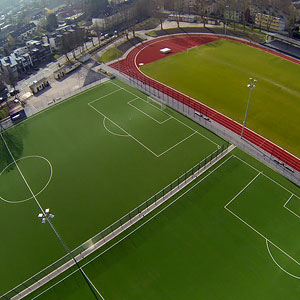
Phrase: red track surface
[{"left": 110, "top": 34, "right": 300, "bottom": 173}]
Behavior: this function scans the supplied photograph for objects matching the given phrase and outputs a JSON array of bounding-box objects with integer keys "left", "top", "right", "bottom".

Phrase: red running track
[{"left": 110, "top": 34, "right": 300, "bottom": 173}]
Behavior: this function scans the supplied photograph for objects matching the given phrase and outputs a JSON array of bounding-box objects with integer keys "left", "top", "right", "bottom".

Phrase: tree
[
  {"left": 287, "top": 5, "right": 298, "bottom": 37},
  {"left": 196, "top": 0, "right": 209, "bottom": 28},
  {"left": 174, "top": 0, "right": 184, "bottom": 28},
  {"left": 83, "top": 0, "right": 109, "bottom": 18},
  {"left": 46, "top": 13, "right": 58, "bottom": 32}
]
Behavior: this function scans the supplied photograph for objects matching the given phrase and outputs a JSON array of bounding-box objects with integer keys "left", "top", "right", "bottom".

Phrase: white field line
[
  {"left": 103, "top": 118, "right": 129, "bottom": 137},
  {"left": 224, "top": 172, "right": 262, "bottom": 209},
  {"left": 225, "top": 155, "right": 300, "bottom": 275},
  {"left": 131, "top": 96, "right": 173, "bottom": 123},
  {"left": 89, "top": 97, "right": 200, "bottom": 158},
  {"left": 88, "top": 88, "right": 122, "bottom": 105},
  {"left": 225, "top": 206, "right": 300, "bottom": 268},
  {"left": 157, "top": 132, "right": 197, "bottom": 157},
  {"left": 1, "top": 131, "right": 103, "bottom": 300},
  {"left": 1, "top": 80, "right": 112, "bottom": 132},
  {"left": 133, "top": 34, "right": 300, "bottom": 162},
  {"left": 110, "top": 80, "right": 221, "bottom": 149},
  {"left": 28, "top": 146, "right": 236, "bottom": 300},
  {"left": 0, "top": 155, "right": 53, "bottom": 204},
  {"left": 89, "top": 103, "right": 159, "bottom": 157},
  {"left": 266, "top": 239, "right": 300, "bottom": 280},
  {"left": 283, "top": 194, "right": 300, "bottom": 220},
  {"left": 233, "top": 155, "right": 300, "bottom": 197},
  {"left": 283, "top": 194, "right": 294, "bottom": 208},
  {"left": 127, "top": 98, "right": 169, "bottom": 124}
]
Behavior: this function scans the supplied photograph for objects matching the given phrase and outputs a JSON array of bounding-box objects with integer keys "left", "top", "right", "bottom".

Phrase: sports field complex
[{"left": 1, "top": 33, "right": 300, "bottom": 299}]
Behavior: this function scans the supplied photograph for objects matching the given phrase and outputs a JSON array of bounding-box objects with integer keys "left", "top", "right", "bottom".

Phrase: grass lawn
[
  {"left": 0, "top": 105, "right": 8, "bottom": 120},
  {"left": 141, "top": 39, "right": 300, "bottom": 157},
  {"left": 0, "top": 79, "right": 223, "bottom": 297},
  {"left": 98, "top": 48, "right": 123, "bottom": 63},
  {"left": 25, "top": 148, "right": 300, "bottom": 299}
]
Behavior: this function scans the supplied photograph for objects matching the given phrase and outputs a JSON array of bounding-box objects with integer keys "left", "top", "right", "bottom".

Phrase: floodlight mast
[
  {"left": 241, "top": 78, "right": 257, "bottom": 139},
  {"left": 0, "top": 131, "right": 102, "bottom": 299},
  {"left": 38, "top": 208, "right": 103, "bottom": 300}
]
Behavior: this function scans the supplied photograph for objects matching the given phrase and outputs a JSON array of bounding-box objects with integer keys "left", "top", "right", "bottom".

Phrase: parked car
[{"left": 9, "top": 88, "right": 20, "bottom": 96}]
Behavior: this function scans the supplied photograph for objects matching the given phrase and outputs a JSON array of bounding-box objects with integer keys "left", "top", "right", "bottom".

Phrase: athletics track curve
[{"left": 110, "top": 34, "right": 300, "bottom": 173}]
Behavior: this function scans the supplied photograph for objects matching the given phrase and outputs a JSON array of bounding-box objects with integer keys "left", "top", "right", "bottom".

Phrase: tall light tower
[
  {"left": 241, "top": 78, "right": 257, "bottom": 138},
  {"left": 224, "top": 5, "right": 229, "bottom": 35},
  {"left": 37, "top": 208, "right": 103, "bottom": 300}
]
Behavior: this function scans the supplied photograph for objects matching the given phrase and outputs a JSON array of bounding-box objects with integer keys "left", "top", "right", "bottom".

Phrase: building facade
[{"left": 255, "top": 13, "right": 286, "bottom": 32}]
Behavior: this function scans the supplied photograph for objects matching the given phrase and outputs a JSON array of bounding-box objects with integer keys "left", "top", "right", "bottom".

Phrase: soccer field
[
  {"left": 0, "top": 79, "right": 224, "bottom": 297},
  {"left": 140, "top": 39, "right": 300, "bottom": 157},
  {"left": 24, "top": 148, "right": 300, "bottom": 300}
]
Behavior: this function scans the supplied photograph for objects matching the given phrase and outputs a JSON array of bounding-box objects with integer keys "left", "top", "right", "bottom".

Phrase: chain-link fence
[
  {"left": 112, "top": 68, "right": 300, "bottom": 186},
  {"left": 2, "top": 140, "right": 230, "bottom": 300}
]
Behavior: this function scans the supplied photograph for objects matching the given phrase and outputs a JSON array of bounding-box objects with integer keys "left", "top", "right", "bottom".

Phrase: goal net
[{"left": 146, "top": 96, "right": 167, "bottom": 111}]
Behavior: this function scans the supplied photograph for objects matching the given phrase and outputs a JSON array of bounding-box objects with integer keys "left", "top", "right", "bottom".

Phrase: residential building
[
  {"left": 255, "top": 13, "right": 286, "bottom": 32},
  {"left": 29, "top": 78, "right": 50, "bottom": 94},
  {"left": 225, "top": 9, "right": 242, "bottom": 23},
  {"left": 8, "top": 22, "right": 37, "bottom": 42},
  {"left": 92, "top": 1, "right": 136, "bottom": 32}
]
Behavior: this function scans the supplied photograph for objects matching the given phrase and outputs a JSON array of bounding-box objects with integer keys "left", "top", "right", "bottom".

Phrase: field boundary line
[
  {"left": 127, "top": 97, "right": 169, "bottom": 124},
  {"left": 88, "top": 102, "right": 159, "bottom": 157},
  {"left": 109, "top": 80, "right": 221, "bottom": 149},
  {"left": 225, "top": 156, "right": 300, "bottom": 275},
  {"left": 283, "top": 194, "right": 300, "bottom": 220},
  {"left": 266, "top": 239, "right": 300, "bottom": 280},
  {"left": 157, "top": 132, "right": 197, "bottom": 157},
  {"left": 1, "top": 133, "right": 103, "bottom": 300},
  {"left": 89, "top": 95, "right": 204, "bottom": 158},
  {"left": 233, "top": 155, "right": 300, "bottom": 198},
  {"left": 1, "top": 80, "right": 112, "bottom": 132},
  {"left": 224, "top": 171, "right": 262, "bottom": 209},
  {"left": 88, "top": 88, "right": 122, "bottom": 105},
  {"left": 24, "top": 146, "right": 236, "bottom": 300},
  {"left": 225, "top": 205, "right": 300, "bottom": 268}
]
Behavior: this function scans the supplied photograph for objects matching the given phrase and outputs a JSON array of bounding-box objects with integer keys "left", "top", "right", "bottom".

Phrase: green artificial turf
[
  {"left": 141, "top": 39, "right": 300, "bottom": 157},
  {"left": 26, "top": 148, "right": 300, "bottom": 299},
  {"left": 0, "top": 79, "right": 223, "bottom": 296}
]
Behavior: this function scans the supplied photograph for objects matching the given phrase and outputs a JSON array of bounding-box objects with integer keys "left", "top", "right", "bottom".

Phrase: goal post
[{"left": 146, "top": 96, "right": 167, "bottom": 111}]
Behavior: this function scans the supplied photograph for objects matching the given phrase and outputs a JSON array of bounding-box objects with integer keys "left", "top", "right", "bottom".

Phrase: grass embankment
[{"left": 98, "top": 48, "right": 123, "bottom": 63}]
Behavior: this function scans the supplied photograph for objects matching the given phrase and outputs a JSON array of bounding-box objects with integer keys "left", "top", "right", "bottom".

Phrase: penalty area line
[{"left": 30, "top": 148, "right": 236, "bottom": 300}]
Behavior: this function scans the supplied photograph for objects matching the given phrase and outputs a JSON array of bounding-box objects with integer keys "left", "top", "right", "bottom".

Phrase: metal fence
[
  {"left": 113, "top": 69, "right": 300, "bottom": 186},
  {"left": 1, "top": 140, "right": 230, "bottom": 300}
]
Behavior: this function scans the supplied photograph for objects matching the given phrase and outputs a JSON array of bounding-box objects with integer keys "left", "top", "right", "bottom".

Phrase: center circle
[{"left": 0, "top": 156, "right": 52, "bottom": 204}]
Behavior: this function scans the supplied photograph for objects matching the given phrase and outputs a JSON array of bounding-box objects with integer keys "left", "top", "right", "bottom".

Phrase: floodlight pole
[
  {"left": 0, "top": 131, "right": 102, "bottom": 300},
  {"left": 38, "top": 209, "right": 103, "bottom": 300},
  {"left": 224, "top": 5, "right": 229, "bottom": 35},
  {"left": 241, "top": 78, "right": 257, "bottom": 139}
]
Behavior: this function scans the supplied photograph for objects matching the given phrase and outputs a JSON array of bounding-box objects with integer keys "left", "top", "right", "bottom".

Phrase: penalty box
[
  {"left": 225, "top": 156, "right": 300, "bottom": 268},
  {"left": 88, "top": 86, "right": 219, "bottom": 158}
]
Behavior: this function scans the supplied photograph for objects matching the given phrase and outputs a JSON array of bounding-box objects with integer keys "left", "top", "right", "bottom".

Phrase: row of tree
[{"left": 161, "top": 0, "right": 298, "bottom": 35}]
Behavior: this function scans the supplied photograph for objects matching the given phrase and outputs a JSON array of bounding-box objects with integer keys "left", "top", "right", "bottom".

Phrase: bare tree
[
  {"left": 197, "top": 0, "right": 208, "bottom": 28},
  {"left": 174, "top": 0, "right": 184, "bottom": 28}
]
